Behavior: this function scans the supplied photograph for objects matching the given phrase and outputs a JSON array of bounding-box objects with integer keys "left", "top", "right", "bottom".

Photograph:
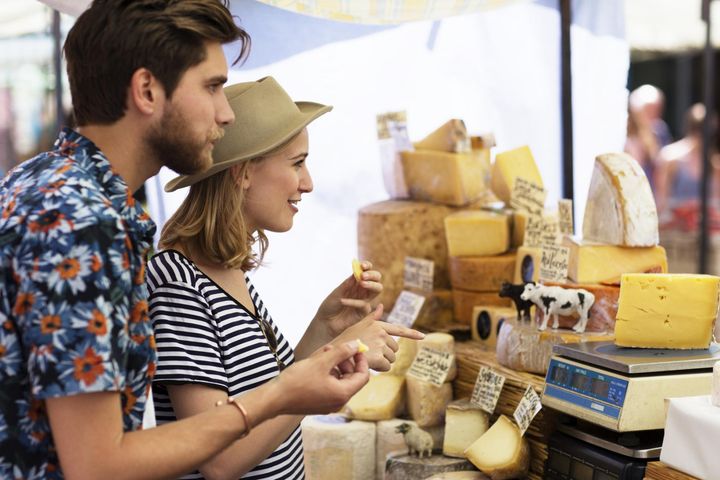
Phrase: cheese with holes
[
  {"left": 406, "top": 376, "right": 453, "bottom": 427},
  {"left": 412, "top": 288, "right": 455, "bottom": 331},
  {"left": 453, "top": 289, "right": 512, "bottom": 326},
  {"left": 419, "top": 332, "right": 457, "bottom": 382},
  {"left": 344, "top": 373, "right": 405, "bottom": 421},
  {"left": 444, "top": 211, "right": 511, "bottom": 257},
  {"left": 490, "top": 146, "right": 544, "bottom": 204},
  {"left": 449, "top": 253, "right": 516, "bottom": 292},
  {"left": 471, "top": 306, "right": 517, "bottom": 346},
  {"left": 414, "top": 119, "right": 471, "bottom": 152},
  {"left": 512, "top": 211, "right": 529, "bottom": 248},
  {"left": 464, "top": 415, "right": 530, "bottom": 480},
  {"left": 615, "top": 273, "right": 720, "bottom": 349},
  {"left": 385, "top": 454, "right": 478, "bottom": 480},
  {"left": 583, "top": 152, "right": 659, "bottom": 247},
  {"left": 443, "top": 399, "right": 490, "bottom": 458},
  {"left": 376, "top": 419, "right": 446, "bottom": 478},
  {"left": 533, "top": 282, "right": 619, "bottom": 333},
  {"left": 513, "top": 246, "right": 542, "bottom": 284},
  {"left": 564, "top": 237, "right": 668, "bottom": 284},
  {"left": 401, "top": 149, "right": 490, "bottom": 206},
  {"left": 302, "top": 415, "right": 376, "bottom": 480},
  {"left": 387, "top": 337, "right": 418, "bottom": 377}
]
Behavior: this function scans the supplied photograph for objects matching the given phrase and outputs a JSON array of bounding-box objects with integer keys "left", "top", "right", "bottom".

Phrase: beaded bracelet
[{"left": 216, "top": 396, "right": 252, "bottom": 439}]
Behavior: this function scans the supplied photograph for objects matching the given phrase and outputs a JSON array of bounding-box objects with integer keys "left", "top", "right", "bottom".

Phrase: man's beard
[{"left": 145, "top": 104, "right": 223, "bottom": 175}]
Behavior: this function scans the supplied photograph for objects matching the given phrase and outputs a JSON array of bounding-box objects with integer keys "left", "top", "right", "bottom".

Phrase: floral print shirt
[{"left": 0, "top": 129, "right": 157, "bottom": 479}]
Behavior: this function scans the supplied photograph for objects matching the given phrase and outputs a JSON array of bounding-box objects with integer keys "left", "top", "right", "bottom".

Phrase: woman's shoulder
[{"left": 147, "top": 249, "right": 201, "bottom": 289}]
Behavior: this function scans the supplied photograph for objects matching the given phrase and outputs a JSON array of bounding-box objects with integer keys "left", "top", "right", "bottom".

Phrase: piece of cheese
[
  {"left": 563, "top": 237, "right": 667, "bottom": 284},
  {"left": 512, "top": 211, "right": 528, "bottom": 248},
  {"left": 443, "top": 399, "right": 490, "bottom": 458},
  {"left": 471, "top": 306, "right": 517, "bottom": 346},
  {"left": 615, "top": 273, "right": 720, "bottom": 349},
  {"left": 533, "top": 282, "right": 619, "bottom": 333},
  {"left": 496, "top": 319, "right": 615, "bottom": 374},
  {"left": 356, "top": 339, "right": 369, "bottom": 353},
  {"left": 445, "top": 211, "right": 511, "bottom": 257},
  {"left": 385, "top": 454, "right": 478, "bottom": 480},
  {"left": 387, "top": 337, "right": 419, "bottom": 377},
  {"left": 352, "top": 258, "right": 363, "bottom": 282},
  {"left": 376, "top": 419, "right": 446, "bottom": 479},
  {"left": 713, "top": 362, "right": 720, "bottom": 407},
  {"left": 453, "top": 289, "right": 512, "bottom": 326},
  {"left": 490, "top": 146, "right": 544, "bottom": 204},
  {"left": 513, "top": 246, "right": 542, "bottom": 284},
  {"left": 301, "top": 415, "right": 376, "bottom": 480},
  {"left": 419, "top": 332, "right": 457, "bottom": 382},
  {"left": 344, "top": 373, "right": 405, "bottom": 421},
  {"left": 401, "top": 149, "right": 490, "bottom": 207},
  {"left": 414, "top": 119, "right": 471, "bottom": 153},
  {"left": 406, "top": 376, "right": 453, "bottom": 427},
  {"left": 583, "top": 152, "right": 659, "bottom": 247},
  {"left": 412, "top": 288, "right": 455, "bottom": 331},
  {"left": 449, "top": 253, "right": 517, "bottom": 292},
  {"left": 464, "top": 415, "right": 530, "bottom": 480}
]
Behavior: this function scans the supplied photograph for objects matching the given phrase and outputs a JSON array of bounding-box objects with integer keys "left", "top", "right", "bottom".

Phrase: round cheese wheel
[{"left": 385, "top": 453, "right": 477, "bottom": 480}]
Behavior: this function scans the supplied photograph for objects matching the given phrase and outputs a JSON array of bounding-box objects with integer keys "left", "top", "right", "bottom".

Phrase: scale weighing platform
[{"left": 542, "top": 341, "right": 720, "bottom": 432}]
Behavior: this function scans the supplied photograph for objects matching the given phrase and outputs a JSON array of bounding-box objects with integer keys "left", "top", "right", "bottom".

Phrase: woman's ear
[{"left": 231, "top": 163, "right": 252, "bottom": 190}]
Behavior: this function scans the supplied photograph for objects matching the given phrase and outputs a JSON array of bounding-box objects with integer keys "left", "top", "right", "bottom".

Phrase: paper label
[
  {"left": 510, "top": 178, "right": 546, "bottom": 218},
  {"left": 471, "top": 367, "right": 506, "bottom": 414},
  {"left": 558, "top": 199, "right": 574, "bottom": 235},
  {"left": 539, "top": 245, "right": 570, "bottom": 282},
  {"left": 403, "top": 257, "right": 434, "bottom": 292},
  {"left": 540, "top": 215, "right": 559, "bottom": 245},
  {"left": 407, "top": 346, "right": 454, "bottom": 386},
  {"left": 386, "top": 290, "right": 425, "bottom": 328},
  {"left": 524, "top": 216, "right": 543, "bottom": 248},
  {"left": 513, "top": 386, "right": 543, "bottom": 436}
]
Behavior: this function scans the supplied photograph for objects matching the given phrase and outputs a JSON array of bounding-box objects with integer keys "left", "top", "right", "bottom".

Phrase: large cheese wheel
[
  {"left": 412, "top": 288, "right": 455, "bottom": 331},
  {"left": 464, "top": 415, "right": 530, "bottom": 480},
  {"left": 443, "top": 399, "right": 490, "bottom": 458},
  {"left": 343, "top": 373, "right": 405, "bottom": 421},
  {"left": 453, "top": 289, "right": 512, "bottom": 326},
  {"left": 406, "top": 376, "right": 453, "bottom": 427},
  {"left": 376, "top": 419, "right": 447, "bottom": 478},
  {"left": 449, "top": 253, "right": 516, "bottom": 292},
  {"left": 301, "top": 415, "right": 376, "bottom": 480},
  {"left": 444, "top": 211, "right": 511, "bottom": 257},
  {"left": 385, "top": 454, "right": 477, "bottom": 480},
  {"left": 532, "top": 282, "right": 619, "bottom": 333}
]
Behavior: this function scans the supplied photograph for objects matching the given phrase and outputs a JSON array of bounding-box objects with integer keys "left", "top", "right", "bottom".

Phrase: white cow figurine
[{"left": 520, "top": 282, "right": 595, "bottom": 333}]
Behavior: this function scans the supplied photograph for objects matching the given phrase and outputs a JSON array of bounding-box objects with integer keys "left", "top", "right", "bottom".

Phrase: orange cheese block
[
  {"left": 533, "top": 282, "right": 619, "bottom": 333},
  {"left": 448, "top": 252, "right": 516, "bottom": 292},
  {"left": 452, "top": 289, "right": 512, "bottom": 326}
]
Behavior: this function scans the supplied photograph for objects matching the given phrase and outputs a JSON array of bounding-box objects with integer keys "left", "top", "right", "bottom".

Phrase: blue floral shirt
[{"left": 0, "top": 129, "right": 157, "bottom": 479}]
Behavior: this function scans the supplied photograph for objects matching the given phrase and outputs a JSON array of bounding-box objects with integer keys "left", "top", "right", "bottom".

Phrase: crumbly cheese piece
[
  {"left": 449, "top": 252, "right": 517, "bottom": 292},
  {"left": 401, "top": 149, "right": 490, "bottom": 206},
  {"left": 406, "top": 376, "right": 453, "bottom": 427},
  {"left": 453, "top": 289, "right": 512, "bottom": 326},
  {"left": 583, "top": 152, "right": 659, "bottom": 247},
  {"left": 301, "top": 415, "right": 376, "bottom": 480},
  {"left": 414, "top": 119, "right": 471, "bottom": 153},
  {"left": 352, "top": 258, "right": 363, "bottom": 282},
  {"left": 464, "top": 415, "right": 530, "bottom": 480},
  {"left": 563, "top": 236, "right": 667, "bottom": 284},
  {"left": 533, "top": 282, "right": 619, "bottom": 333},
  {"left": 419, "top": 332, "right": 457, "bottom": 381},
  {"left": 387, "top": 337, "right": 419, "bottom": 377},
  {"left": 344, "top": 373, "right": 406, "bottom": 421},
  {"left": 443, "top": 399, "right": 490, "bottom": 458},
  {"left": 471, "top": 306, "right": 517, "bottom": 347},
  {"left": 615, "top": 273, "right": 720, "bottom": 349},
  {"left": 713, "top": 362, "right": 720, "bottom": 407},
  {"left": 490, "top": 145, "right": 544, "bottom": 204},
  {"left": 513, "top": 246, "right": 542, "bottom": 284},
  {"left": 375, "top": 419, "right": 448, "bottom": 478},
  {"left": 444, "top": 211, "right": 511, "bottom": 257},
  {"left": 385, "top": 454, "right": 477, "bottom": 480},
  {"left": 356, "top": 339, "right": 369, "bottom": 353}
]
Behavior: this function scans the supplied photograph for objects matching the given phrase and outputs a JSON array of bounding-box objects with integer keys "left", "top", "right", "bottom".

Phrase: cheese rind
[
  {"left": 376, "top": 419, "right": 447, "bottom": 478},
  {"left": 464, "top": 415, "right": 530, "bottom": 480},
  {"left": 615, "top": 273, "right": 720, "bottom": 349},
  {"left": 344, "top": 374, "right": 405, "bottom": 421},
  {"left": 490, "top": 146, "right": 544, "bottom": 204},
  {"left": 385, "top": 454, "right": 478, "bottom": 480},
  {"left": 406, "top": 376, "right": 453, "bottom": 427},
  {"left": 582, "top": 152, "right": 659, "bottom": 247},
  {"left": 444, "top": 211, "right": 511, "bottom": 257},
  {"left": 443, "top": 399, "right": 490, "bottom": 458},
  {"left": 449, "top": 253, "right": 516, "bottom": 292},
  {"left": 453, "top": 289, "right": 512, "bottom": 325}
]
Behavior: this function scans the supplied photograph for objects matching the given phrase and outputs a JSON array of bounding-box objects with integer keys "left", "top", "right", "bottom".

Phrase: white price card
[
  {"left": 404, "top": 257, "right": 434, "bottom": 292},
  {"left": 539, "top": 245, "right": 570, "bottom": 282},
  {"left": 523, "top": 216, "right": 544, "bottom": 248},
  {"left": 386, "top": 290, "right": 425, "bottom": 328},
  {"left": 513, "top": 386, "right": 543, "bottom": 436},
  {"left": 471, "top": 367, "right": 507, "bottom": 414},
  {"left": 407, "top": 346, "right": 454, "bottom": 387},
  {"left": 510, "top": 178, "right": 546, "bottom": 218},
  {"left": 558, "top": 199, "right": 574, "bottom": 235},
  {"left": 540, "top": 215, "right": 560, "bottom": 246}
]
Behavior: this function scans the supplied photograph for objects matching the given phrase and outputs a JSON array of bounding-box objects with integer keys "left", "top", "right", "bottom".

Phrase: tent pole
[
  {"left": 52, "top": 9, "right": 64, "bottom": 132},
  {"left": 699, "top": 0, "right": 714, "bottom": 273},
  {"left": 560, "top": 0, "right": 573, "bottom": 205}
]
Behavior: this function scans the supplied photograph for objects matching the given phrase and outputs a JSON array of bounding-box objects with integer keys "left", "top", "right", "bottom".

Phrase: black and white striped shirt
[{"left": 147, "top": 250, "right": 304, "bottom": 479}]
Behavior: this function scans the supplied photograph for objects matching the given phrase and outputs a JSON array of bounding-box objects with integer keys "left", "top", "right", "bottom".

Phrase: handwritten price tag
[
  {"left": 510, "top": 178, "right": 546, "bottom": 218},
  {"left": 471, "top": 367, "right": 507, "bottom": 414},
  {"left": 540, "top": 215, "right": 559, "bottom": 245},
  {"left": 407, "top": 346, "right": 454, "bottom": 386},
  {"left": 404, "top": 257, "right": 434, "bottom": 292},
  {"left": 386, "top": 291, "right": 425, "bottom": 328},
  {"left": 523, "top": 216, "right": 544, "bottom": 248},
  {"left": 513, "top": 386, "right": 543, "bottom": 436},
  {"left": 558, "top": 199, "right": 574, "bottom": 235},
  {"left": 539, "top": 245, "right": 570, "bottom": 282}
]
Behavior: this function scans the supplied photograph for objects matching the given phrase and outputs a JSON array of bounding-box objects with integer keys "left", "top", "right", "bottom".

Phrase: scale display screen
[{"left": 546, "top": 359, "right": 629, "bottom": 414}]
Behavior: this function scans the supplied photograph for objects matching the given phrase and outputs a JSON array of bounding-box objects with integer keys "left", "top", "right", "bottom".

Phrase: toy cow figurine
[
  {"left": 499, "top": 281, "right": 533, "bottom": 322},
  {"left": 520, "top": 282, "right": 595, "bottom": 333},
  {"left": 395, "top": 422, "right": 433, "bottom": 458}
]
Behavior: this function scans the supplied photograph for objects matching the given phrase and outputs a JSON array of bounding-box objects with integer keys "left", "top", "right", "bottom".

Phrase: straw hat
[{"left": 165, "top": 76, "right": 332, "bottom": 192}]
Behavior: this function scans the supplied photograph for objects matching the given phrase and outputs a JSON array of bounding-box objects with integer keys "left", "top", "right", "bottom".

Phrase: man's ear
[{"left": 128, "top": 68, "right": 165, "bottom": 116}]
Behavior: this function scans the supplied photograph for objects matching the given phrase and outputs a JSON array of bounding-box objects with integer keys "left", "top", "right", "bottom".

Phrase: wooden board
[{"left": 644, "top": 461, "right": 699, "bottom": 480}]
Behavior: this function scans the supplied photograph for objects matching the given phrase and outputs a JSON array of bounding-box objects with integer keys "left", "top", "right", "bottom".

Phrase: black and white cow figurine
[
  {"left": 520, "top": 282, "right": 595, "bottom": 333},
  {"left": 499, "top": 281, "right": 533, "bottom": 322}
]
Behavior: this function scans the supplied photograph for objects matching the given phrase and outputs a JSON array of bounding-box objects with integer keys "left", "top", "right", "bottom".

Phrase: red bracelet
[{"left": 216, "top": 397, "right": 252, "bottom": 439}]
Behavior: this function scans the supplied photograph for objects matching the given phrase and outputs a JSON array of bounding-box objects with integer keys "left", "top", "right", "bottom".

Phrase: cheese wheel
[
  {"left": 464, "top": 415, "right": 530, "bottom": 480},
  {"left": 490, "top": 145, "right": 543, "bottom": 205},
  {"left": 385, "top": 454, "right": 477, "bottom": 480},
  {"left": 449, "top": 253, "right": 517, "bottom": 292},
  {"left": 713, "top": 362, "right": 720, "bottom": 407},
  {"left": 453, "top": 289, "right": 512, "bottom": 326},
  {"left": 511, "top": 211, "right": 528, "bottom": 248},
  {"left": 343, "top": 373, "right": 405, "bottom": 421},
  {"left": 301, "top": 415, "right": 376, "bottom": 480},
  {"left": 406, "top": 376, "right": 453, "bottom": 427},
  {"left": 419, "top": 332, "right": 457, "bottom": 382},
  {"left": 513, "top": 246, "right": 542, "bottom": 284},
  {"left": 444, "top": 211, "right": 511, "bottom": 257},
  {"left": 443, "top": 399, "right": 490, "bottom": 458},
  {"left": 375, "top": 419, "right": 448, "bottom": 478},
  {"left": 532, "top": 282, "right": 619, "bottom": 333},
  {"left": 412, "top": 288, "right": 455, "bottom": 331},
  {"left": 425, "top": 472, "right": 489, "bottom": 480},
  {"left": 471, "top": 306, "right": 517, "bottom": 347}
]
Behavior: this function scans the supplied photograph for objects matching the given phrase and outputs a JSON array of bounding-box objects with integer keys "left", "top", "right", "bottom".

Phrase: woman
[{"left": 147, "top": 77, "right": 424, "bottom": 479}]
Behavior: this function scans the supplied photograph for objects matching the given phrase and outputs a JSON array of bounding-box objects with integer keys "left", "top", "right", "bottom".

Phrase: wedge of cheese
[
  {"left": 414, "top": 119, "right": 471, "bottom": 153},
  {"left": 583, "top": 152, "right": 659, "bottom": 247},
  {"left": 490, "top": 146, "right": 543, "bottom": 204},
  {"left": 445, "top": 211, "right": 511, "bottom": 257},
  {"left": 464, "top": 415, "right": 530, "bottom": 480},
  {"left": 443, "top": 399, "right": 490, "bottom": 458},
  {"left": 615, "top": 273, "right": 720, "bottom": 349},
  {"left": 406, "top": 376, "right": 453, "bottom": 427},
  {"left": 387, "top": 337, "right": 419, "bottom": 377},
  {"left": 449, "top": 252, "right": 516, "bottom": 292},
  {"left": 344, "top": 374, "right": 405, "bottom": 421}
]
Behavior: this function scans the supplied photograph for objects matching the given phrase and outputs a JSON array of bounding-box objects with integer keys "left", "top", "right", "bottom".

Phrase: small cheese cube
[
  {"left": 444, "top": 211, "right": 510, "bottom": 257},
  {"left": 443, "top": 399, "right": 490, "bottom": 458},
  {"left": 464, "top": 415, "right": 530, "bottom": 480},
  {"left": 490, "top": 145, "right": 544, "bottom": 204},
  {"left": 344, "top": 374, "right": 405, "bottom": 421},
  {"left": 406, "top": 376, "right": 453, "bottom": 427}
]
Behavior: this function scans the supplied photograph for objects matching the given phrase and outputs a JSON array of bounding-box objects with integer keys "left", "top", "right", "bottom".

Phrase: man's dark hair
[{"left": 64, "top": 0, "right": 250, "bottom": 126}]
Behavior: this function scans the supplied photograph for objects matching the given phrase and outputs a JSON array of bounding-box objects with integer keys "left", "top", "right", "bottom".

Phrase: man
[{"left": 0, "top": 1, "right": 369, "bottom": 478}]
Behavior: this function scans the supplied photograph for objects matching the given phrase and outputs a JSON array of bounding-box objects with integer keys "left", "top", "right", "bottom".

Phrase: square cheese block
[
  {"left": 471, "top": 305, "right": 517, "bottom": 346},
  {"left": 344, "top": 373, "right": 405, "bottom": 421},
  {"left": 445, "top": 210, "right": 511, "bottom": 257},
  {"left": 401, "top": 149, "right": 490, "bottom": 207},
  {"left": 406, "top": 375, "right": 453, "bottom": 427},
  {"left": 490, "top": 145, "right": 544, "bottom": 204},
  {"left": 443, "top": 399, "right": 490, "bottom": 458},
  {"left": 453, "top": 289, "right": 512, "bottom": 326},
  {"left": 449, "top": 252, "right": 517, "bottom": 292},
  {"left": 615, "top": 273, "right": 720, "bottom": 349},
  {"left": 563, "top": 237, "right": 667, "bottom": 284},
  {"left": 464, "top": 415, "right": 530, "bottom": 479},
  {"left": 513, "top": 246, "right": 542, "bottom": 284}
]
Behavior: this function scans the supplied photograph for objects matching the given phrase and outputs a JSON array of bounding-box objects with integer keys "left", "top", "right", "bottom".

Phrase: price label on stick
[
  {"left": 404, "top": 257, "right": 434, "bottom": 292},
  {"left": 513, "top": 386, "right": 542, "bottom": 436},
  {"left": 510, "top": 178, "right": 546, "bottom": 218},
  {"left": 558, "top": 199, "right": 574, "bottom": 235},
  {"left": 471, "top": 367, "right": 507, "bottom": 414},
  {"left": 386, "top": 290, "right": 425, "bottom": 328},
  {"left": 407, "top": 346, "right": 454, "bottom": 386},
  {"left": 539, "top": 245, "right": 570, "bottom": 282}
]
